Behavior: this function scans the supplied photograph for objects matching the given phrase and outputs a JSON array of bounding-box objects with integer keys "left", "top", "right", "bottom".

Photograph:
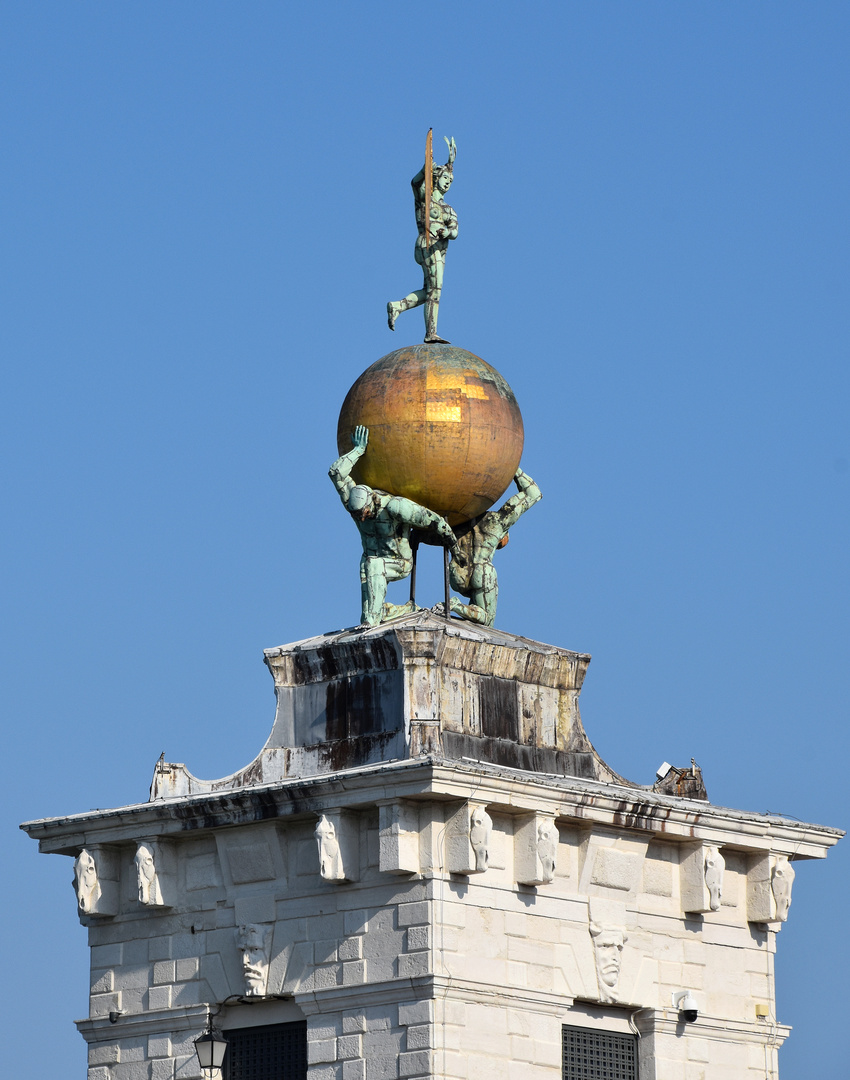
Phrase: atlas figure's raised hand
[{"left": 352, "top": 425, "right": 369, "bottom": 451}]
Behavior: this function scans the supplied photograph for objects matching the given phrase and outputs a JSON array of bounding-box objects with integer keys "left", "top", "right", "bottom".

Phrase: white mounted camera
[{"left": 672, "top": 991, "right": 699, "bottom": 1023}]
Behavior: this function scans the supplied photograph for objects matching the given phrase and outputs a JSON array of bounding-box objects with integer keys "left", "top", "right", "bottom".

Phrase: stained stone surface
[{"left": 146, "top": 609, "right": 619, "bottom": 799}]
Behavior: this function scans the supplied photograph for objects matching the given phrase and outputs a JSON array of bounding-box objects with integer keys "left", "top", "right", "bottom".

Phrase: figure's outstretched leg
[
  {"left": 382, "top": 598, "right": 419, "bottom": 620},
  {"left": 449, "top": 597, "right": 488, "bottom": 624},
  {"left": 388, "top": 290, "right": 426, "bottom": 331}
]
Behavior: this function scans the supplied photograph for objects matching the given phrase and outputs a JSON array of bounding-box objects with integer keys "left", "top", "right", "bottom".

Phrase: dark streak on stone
[
  {"left": 325, "top": 674, "right": 391, "bottom": 741},
  {"left": 318, "top": 731, "right": 399, "bottom": 772},
  {"left": 612, "top": 799, "right": 679, "bottom": 833},
  {"left": 479, "top": 676, "right": 520, "bottom": 741},
  {"left": 441, "top": 732, "right": 600, "bottom": 779}
]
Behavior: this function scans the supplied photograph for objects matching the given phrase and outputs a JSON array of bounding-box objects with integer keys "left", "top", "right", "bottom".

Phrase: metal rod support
[{"left": 409, "top": 543, "right": 419, "bottom": 604}]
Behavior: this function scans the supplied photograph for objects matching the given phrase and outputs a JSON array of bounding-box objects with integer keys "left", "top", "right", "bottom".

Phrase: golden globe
[{"left": 337, "top": 345, "right": 524, "bottom": 526}]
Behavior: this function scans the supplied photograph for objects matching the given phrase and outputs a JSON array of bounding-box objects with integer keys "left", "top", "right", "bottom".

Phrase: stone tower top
[{"left": 149, "top": 609, "right": 636, "bottom": 801}]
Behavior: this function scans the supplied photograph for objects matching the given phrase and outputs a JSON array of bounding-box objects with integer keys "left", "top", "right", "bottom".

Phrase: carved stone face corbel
[
  {"left": 74, "top": 849, "right": 101, "bottom": 914},
  {"left": 680, "top": 842, "right": 725, "bottom": 914},
  {"left": 236, "top": 923, "right": 272, "bottom": 997},
  {"left": 470, "top": 806, "right": 492, "bottom": 872},
  {"left": 747, "top": 853, "right": 796, "bottom": 924},
  {"left": 589, "top": 922, "right": 628, "bottom": 1004},
  {"left": 515, "top": 812, "right": 558, "bottom": 886},
  {"left": 770, "top": 856, "right": 795, "bottom": 921},
  {"left": 73, "top": 846, "right": 119, "bottom": 919},
  {"left": 315, "top": 810, "right": 359, "bottom": 883},
  {"left": 704, "top": 845, "right": 726, "bottom": 911},
  {"left": 133, "top": 840, "right": 174, "bottom": 907},
  {"left": 446, "top": 801, "right": 492, "bottom": 875}
]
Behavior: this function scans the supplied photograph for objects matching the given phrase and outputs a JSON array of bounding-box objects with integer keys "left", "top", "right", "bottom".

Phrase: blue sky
[{"left": 3, "top": 4, "right": 847, "bottom": 1076}]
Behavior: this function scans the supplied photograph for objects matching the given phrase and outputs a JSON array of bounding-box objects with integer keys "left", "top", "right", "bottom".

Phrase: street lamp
[{"left": 194, "top": 1010, "right": 228, "bottom": 1076}]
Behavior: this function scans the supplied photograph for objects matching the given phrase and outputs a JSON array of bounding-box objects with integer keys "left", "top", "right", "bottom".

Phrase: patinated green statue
[
  {"left": 387, "top": 134, "right": 458, "bottom": 344},
  {"left": 330, "top": 425, "right": 465, "bottom": 627},
  {"left": 448, "top": 468, "right": 542, "bottom": 627}
]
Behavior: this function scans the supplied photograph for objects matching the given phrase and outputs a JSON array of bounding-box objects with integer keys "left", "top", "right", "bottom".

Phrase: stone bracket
[
  {"left": 680, "top": 842, "right": 725, "bottom": 914},
  {"left": 315, "top": 809, "right": 359, "bottom": 883},
  {"left": 134, "top": 838, "right": 176, "bottom": 909},
  {"left": 514, "top": 811, "right": 558, "bottom": 886},
  {"left": 75, "top": 845, "right": 120, "bottom": 919},
  {"left": 378, "top": 801, "right": 420, "bottom": 875},
  {"left": 446, "top": 800, "right": 492, "bottom": 875},
  {"left": 747, "top": 853, "right": 795, "bottom": 924}
]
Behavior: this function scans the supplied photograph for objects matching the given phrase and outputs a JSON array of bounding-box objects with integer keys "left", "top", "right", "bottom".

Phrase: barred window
[
  {"left": 223, "top": 1021, "right": 307, "bottom": 1080},
  {"left": 562, "top": 1025, "right": 638, "bottom": 1080}
]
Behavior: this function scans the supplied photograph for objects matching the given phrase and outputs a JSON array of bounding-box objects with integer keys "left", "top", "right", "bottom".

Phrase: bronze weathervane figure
[
  {"left": 332, "top": 133, "right": 539, "bottom": 630},
  {"left": 387, "top": 131, "right": 458, "bottom": 344}
]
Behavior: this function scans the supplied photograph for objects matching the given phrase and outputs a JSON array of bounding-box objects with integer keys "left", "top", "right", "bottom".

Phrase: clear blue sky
[{"left": 3, "top": 4, "right": 847, "bottom": 1076}]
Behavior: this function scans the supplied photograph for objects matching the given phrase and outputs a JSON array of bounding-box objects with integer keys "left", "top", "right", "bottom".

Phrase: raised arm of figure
[
  {"left": 495, "top": 468, "right": 542, "bottom": 531},
  {"left": 329, "top": 425, "right": 369, "bottom": 504},
  {"left": 514, "top": 468, "right": 539, "bottom": 496}
]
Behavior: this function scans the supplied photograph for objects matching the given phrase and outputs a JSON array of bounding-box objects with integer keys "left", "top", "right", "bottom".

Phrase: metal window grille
[
  {"left": 562, "top": 1025, "right": 638, "bottom": 1080},
  {"left": 223, "top": 1021, "right": 307, "bottom": 1080}
]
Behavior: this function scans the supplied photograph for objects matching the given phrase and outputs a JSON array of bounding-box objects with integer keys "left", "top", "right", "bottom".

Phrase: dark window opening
[
  {"left": 562, "top": 1025, "right": 638, "bottom": 1080},
  {"left": 223, "top": 1021, "right": 307, "bottom": 1080}
]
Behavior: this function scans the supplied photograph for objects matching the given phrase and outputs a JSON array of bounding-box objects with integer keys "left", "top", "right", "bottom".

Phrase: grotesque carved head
[
  {"left": 590, "top": 923, "right": 628, "bottom": 1003},
  {"left": 73, "top": 849, "right": 101, "bottom": 914},
  {"left": 236, "top": 923, "right": 272, "bottom": 997},
  {"left": 134, "top": 842, "right": 162, "bottom": 906}
]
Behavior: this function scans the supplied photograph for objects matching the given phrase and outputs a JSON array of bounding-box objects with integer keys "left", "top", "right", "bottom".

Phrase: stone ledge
[
  {"left": 633, "top": 1008, "right": 791, "bottom": 1046},
  {"left": 22, "top": 758, "right": 842, "bottom": 861},
  {"left": 76, "top": 1004, "right": 208, "bottom": 1044}
]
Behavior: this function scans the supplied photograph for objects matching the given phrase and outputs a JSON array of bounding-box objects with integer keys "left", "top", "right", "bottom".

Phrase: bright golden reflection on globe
[{"left": 337, "top": 344, "right": 524, "bottom": 526}]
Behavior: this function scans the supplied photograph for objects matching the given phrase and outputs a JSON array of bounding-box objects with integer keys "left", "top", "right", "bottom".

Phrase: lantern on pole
[{"left": 194, "top": 1010, "right": 228, "bottom": 1076}]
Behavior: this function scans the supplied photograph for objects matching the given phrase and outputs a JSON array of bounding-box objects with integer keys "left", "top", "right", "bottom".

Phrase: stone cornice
[
  {"left": 21, "top": 757, "right": 842, "bottom": 860},
  {"left": 77, "top": 1003, "right": 208, "bottom": 1044},
  {"left": 263, "top": 611, "right": 591, "bottom": 688}
]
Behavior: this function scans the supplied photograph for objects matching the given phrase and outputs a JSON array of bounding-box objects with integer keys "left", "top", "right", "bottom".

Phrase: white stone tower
[{"left": 22, "top": 610, "right": 841, "bottom": 1079}]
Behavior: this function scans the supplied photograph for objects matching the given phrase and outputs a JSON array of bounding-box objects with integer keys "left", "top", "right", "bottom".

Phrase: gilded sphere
[{"left": 337, "top": 344, "right": 524, "bottom": 526}]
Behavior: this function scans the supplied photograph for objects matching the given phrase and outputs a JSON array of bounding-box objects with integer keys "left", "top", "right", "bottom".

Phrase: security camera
[{"left": 672, "top": 991, "right": 699, "bottom": 1023}]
